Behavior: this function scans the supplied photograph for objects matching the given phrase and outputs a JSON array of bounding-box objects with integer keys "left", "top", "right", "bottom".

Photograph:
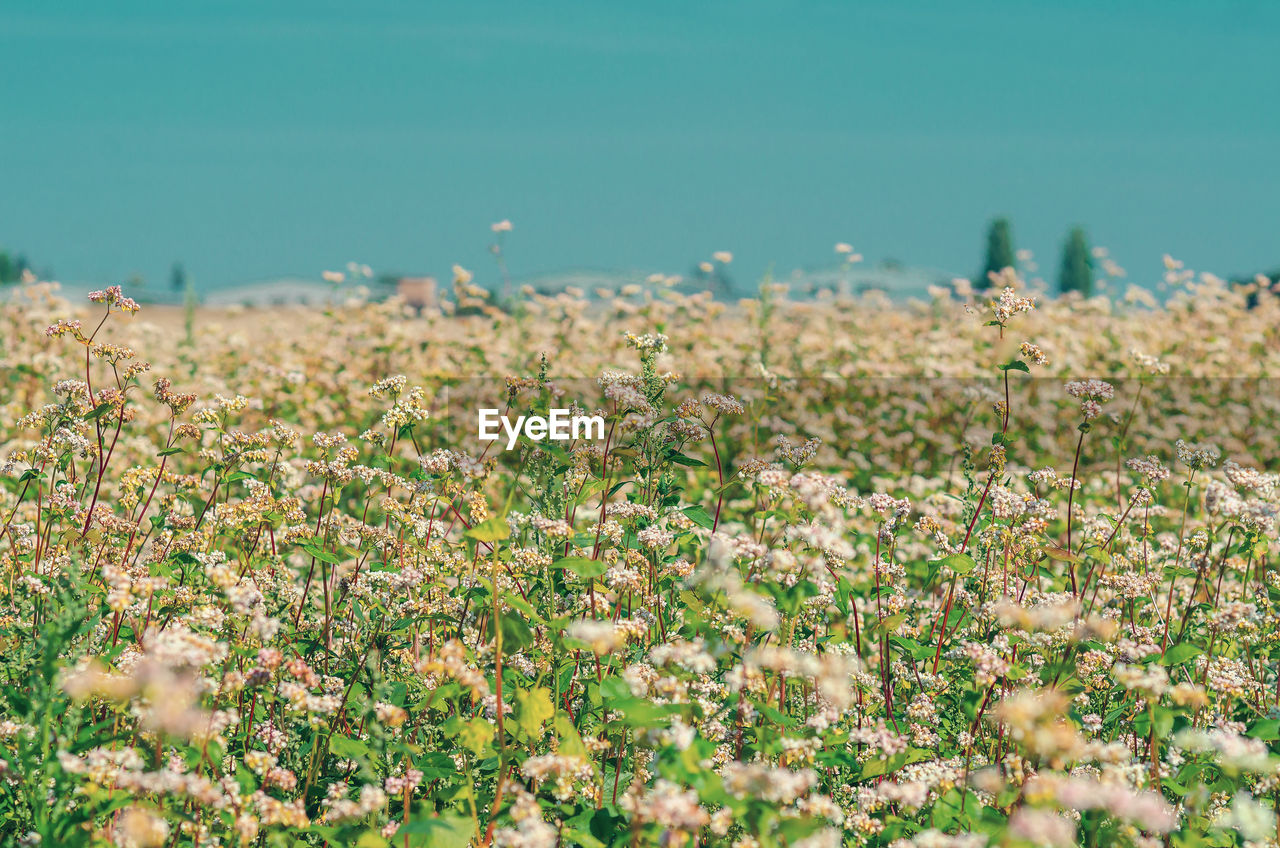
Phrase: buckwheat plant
[{"left": 0, "top": 263, "right": 1278, "bottom": 848}]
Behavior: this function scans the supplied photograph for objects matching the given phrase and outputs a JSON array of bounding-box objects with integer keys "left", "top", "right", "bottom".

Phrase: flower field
[{"left": 1, "top": 267, "right": 1279, "bottom": 848}]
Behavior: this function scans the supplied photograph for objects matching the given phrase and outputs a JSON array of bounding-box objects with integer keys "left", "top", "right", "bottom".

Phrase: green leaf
[
  {"left": 514, "top": 687, "right": 555, "bottom": 740},
  {"left": 1042, "top": 545, "right": 1080, "bottom": 564},
  {"left": 931, "top": 552, "right": 977, "bottom": 577},
  {"left": 776, "top": 816, "right": 829, "bottom": 844},
  {"left": 1248, "top": 719, "right": 1280, "bottom": 741},
  {"left": 492, "top": 613, "right": 533, "bottom": 652},
  {"left": 302, "top": 543, "right": 341, "bottom": 564},
  {"left": 465, "top": 515, "right": 511, "bottom": 543},
  {"left": 1000, "top": 359, "right": 1031, "bottom": 373},
  {"left": 329, "top": 734, "right": 372, "bottom": 761},
  {"left": 553, "top": 556, "right": 606, "bottom": 579},
  {"left": 576, "top": 480, "right": 606, "bottom": 501},
  {"left": 890, "top": 636, "right": 935, "bottom": 662},
  {"left": 503, "top": 592, "right": 542, "bottom": 623},
  {"left": 599, "top": 677, "right": 630, "bottom": 701},
  {"left": 1160, "top": 643, "right": 1202, "bottom": 666},
  {"left": 597, "top": 678, "right": 676, "bottom": 727},
  {"left": 563, "top": 828, "right": 607, "bottom": 848},
  {"left": 876, "top": 612, "right": 907, "bottom": 634},
  {"left": 443, "top": 716, "right": 494, "bottom": 755},
  {"left": 83, "top": 402, "right": 113, "bottom": 420},
  {"left": 1004, "top": 664, "right": 1029, "bottom": 681},
  {"left": 415, "top": 752, "right": 457, "bottom": 780},
  {"left": 754, "top": 702, "right": 797, "bottom": 728},
  {"left": 555, "top": 714, "right": 587, "bottom": 757},
  {"left": 1150, "top": 706, "right": 1175, "bottom": 737},
  {"left": 858, "top": 748, "right": 933, "bottom": 780},
  {"left": 399, "top": 813, "right": 477, "bottom": 848},
  {"left": 682, "top": 505, "right": 715, "bottom": 529}
]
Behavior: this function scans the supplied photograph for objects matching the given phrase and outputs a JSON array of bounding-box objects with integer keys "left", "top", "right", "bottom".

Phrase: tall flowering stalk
[{"left": 1063, "top": 379, "right": 1114, "bottom": 593}]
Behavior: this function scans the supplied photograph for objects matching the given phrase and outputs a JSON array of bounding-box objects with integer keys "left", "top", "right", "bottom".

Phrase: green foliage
[
  {"left": 0, "top": 250, "right": 32, "bottom": 285},
  {"left": 978, "top": 216, "right": 1016, "bottom": 284},
  {"left": 1059, "top": 225, "right": 1095, "bottom": 296}
]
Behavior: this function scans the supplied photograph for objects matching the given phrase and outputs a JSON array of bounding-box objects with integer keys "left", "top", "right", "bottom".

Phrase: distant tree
[
  {"left": 0, "top": 251, "right": 33, "bottom": 284},
  {"left": 1058, "top": 227, "right": 1094, "bottom": 297},
  {"left": 1231, "top": 268, "right": 1280, "bottom": 309},
  {"left": 171, "top": 262, "right": 187, "bottom": 292},
  {"left": 979, "top": 217, "right": 1016, "bottom": 285}
]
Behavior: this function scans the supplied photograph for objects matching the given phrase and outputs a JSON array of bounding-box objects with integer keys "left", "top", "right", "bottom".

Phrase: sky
[{"left": 2, "top": 0, "right": 1278, "bottom": 292}]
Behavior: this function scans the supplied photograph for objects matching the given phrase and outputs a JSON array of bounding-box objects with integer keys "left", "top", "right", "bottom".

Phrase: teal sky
[{"left": 2, "top": 1, "right": 1278, "bottom": 291}]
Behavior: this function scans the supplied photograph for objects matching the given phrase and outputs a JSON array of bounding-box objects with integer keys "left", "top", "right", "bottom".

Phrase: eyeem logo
[{"left": 478, "top": 408, "right": 605, "bottom": 450}]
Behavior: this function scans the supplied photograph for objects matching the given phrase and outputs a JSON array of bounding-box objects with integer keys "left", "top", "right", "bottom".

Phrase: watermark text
[{"left": 478, "top": 408, "right": 605, "bottom": 450}]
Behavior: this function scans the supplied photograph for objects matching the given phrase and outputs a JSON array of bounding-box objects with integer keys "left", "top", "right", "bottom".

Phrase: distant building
[{"left": 397, "top": 276, "right": 438, "bottom": 310}]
